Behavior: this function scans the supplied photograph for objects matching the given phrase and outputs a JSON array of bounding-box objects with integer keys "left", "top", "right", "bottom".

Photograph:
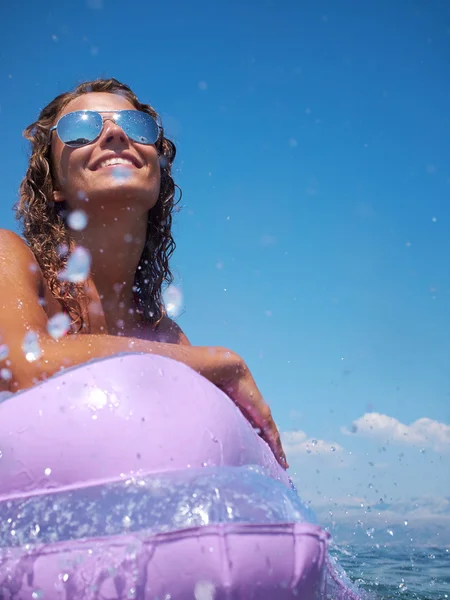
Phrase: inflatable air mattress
[{"left": 0, "top": 353, "right": 364, "bottom": 599}]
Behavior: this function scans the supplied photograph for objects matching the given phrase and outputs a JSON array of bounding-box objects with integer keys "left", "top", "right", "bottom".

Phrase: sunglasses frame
[{"left": 48, "top": 109, "right": 161, "bottom": 148}]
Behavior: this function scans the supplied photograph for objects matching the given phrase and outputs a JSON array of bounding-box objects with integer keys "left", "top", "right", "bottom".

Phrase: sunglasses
[{"left": 49, "top": 110, "right": 161, "bottom": 148}]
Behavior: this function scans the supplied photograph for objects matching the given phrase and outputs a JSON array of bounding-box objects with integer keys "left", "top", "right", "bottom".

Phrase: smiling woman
[
  {"left": 0, "top": 77, "right": 287, "bottom": 469},
  {"left": 19, "top": 81, "right": 174, "bottom": 334},
  {"left": 0, "top": 77, "right": 370, "bottom": 600}
]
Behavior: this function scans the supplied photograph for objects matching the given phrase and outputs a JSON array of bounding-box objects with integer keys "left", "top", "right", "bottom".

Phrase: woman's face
[{"left": 50, "top": 92, "right": 161, "bottom": 217}]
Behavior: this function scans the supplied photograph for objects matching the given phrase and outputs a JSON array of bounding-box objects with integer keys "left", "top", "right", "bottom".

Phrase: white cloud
[
  {"left": 342, "top": 412, "right": 450, "bottom": 453},
  {"left": 281, "top": 430, "right": 344, "bottom": 457}
]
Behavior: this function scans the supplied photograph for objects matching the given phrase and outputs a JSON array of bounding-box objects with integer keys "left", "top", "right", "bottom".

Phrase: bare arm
[{"left": 0, "top": 229, "right": 287, "bottom": 468}]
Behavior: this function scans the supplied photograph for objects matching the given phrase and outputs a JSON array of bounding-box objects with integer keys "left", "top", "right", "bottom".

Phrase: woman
[{"left": 0, "top": 78, "right": 287, "bottom": 469}]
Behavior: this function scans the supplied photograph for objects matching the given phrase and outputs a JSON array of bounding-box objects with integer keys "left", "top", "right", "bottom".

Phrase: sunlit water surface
[{"left": 333, "top": 544, "right": 449, "bottom": 600}]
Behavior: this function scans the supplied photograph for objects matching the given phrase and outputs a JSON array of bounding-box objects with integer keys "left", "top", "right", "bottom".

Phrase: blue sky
[{"left": 1, "top": 0, "right": 449, "bottom": 542}]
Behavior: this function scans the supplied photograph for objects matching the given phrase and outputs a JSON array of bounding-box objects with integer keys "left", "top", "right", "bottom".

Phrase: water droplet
[
  {"left": 194, "top": 580, "right": 215, "bottom": 600},
  {"left": 22, "top": 331, "right": 42, "bottom": 362},
  {"left": 112, "top": 165, "right": 132, "bottom": 183},
  {"left": 331, "top": 446, "right": 336, "bottom": 452},
  {"left": 0, "top": 344, "right": 9, "bottom": 360},
  {"left": 47, "top": 313, "right": 71, "bottom": 339},
  {"left": 0, "top": 368, "right": 11, "bottom": 380},
  {"left": 162, "top": 285, "right": 183, "bottom": 318},
  {"left": 404, "top": 520, "right": 408, "bottom": 526},
  {"left": 387, "top": 529, "right": 394, "bottom": 536},
  {"left": 32, "top": 590, "right": 44, "bottom": 599},
  {"left": 44, "top": 467, "right": 52, "bottom": 476},
  {"left": 57, "top": 243, "right": 69, "bottom": 258},
  {"left": 311, "top": 439, "right": 317, "bottom": 446},
  {"left": 67, "top": 209, "right": 88, "bottom": 231},
  {"left": 122, "top": 515, "right": 131, "bottom": 528},
  {"left": 58, "top": 246, "right": 91, "bottom": 283},
  {"left": 86, "top": 0, "right": 103, "bottom": 9}
]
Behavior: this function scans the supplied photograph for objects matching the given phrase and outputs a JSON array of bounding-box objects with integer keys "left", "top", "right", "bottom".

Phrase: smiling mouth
[{"left": 97, "top": 158, "right": 137, "bottom": 169}]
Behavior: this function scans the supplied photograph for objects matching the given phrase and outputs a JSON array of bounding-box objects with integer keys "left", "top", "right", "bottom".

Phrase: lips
[{"left": 91, "top": 152, "right": 142, "bottom": 170}]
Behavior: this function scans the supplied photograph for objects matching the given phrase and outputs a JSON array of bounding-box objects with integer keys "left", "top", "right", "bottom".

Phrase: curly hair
[{"left": 14, "top": 78, "right": 179, "bottom": 333}]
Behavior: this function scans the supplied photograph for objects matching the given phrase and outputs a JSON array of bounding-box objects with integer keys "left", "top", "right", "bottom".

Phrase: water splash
[
  {"left": 57, "top": 243, "right": 69, "bottom": 258},
  {"left": 58, "top": 247, "right": 91, "bottom": 283},
  {"left": 0, "top": 466, "right": 315, "bottom": 547},
  {"left": 67, "top": 210, "right": 88, "bottom": 231},
  {"left": 0, "top": 369, "right": 12, "bottom": 381},
  {"left": 0, "top": 344, "right": 9, "bottom": 360},
  {"left": 112, "top": 165, "right": 132, "bottom": 183},
  {"left": 47, "top": 313, "right": 71, "bottom": 339},
  {"left": 162, "top": 285, "right": 183, "bottom": 318},
  {"left": 194, "top": 581, "right": 215, "bottom": 600},
  {"left": 22, "top": 331, "right": 42, "bottom": 362}
]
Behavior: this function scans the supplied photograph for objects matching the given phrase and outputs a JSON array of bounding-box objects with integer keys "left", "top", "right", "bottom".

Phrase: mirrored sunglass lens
[
  {"left": 57, "top": 111, "right": 102, "bottom": 147},
  {"left": 117, "top": 111, "right": 159, "bottom": 145}
]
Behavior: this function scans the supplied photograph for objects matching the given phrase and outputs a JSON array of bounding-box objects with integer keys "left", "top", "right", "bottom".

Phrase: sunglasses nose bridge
[{"left": 99, "top": 116, "right": 129, "bottom": 144}]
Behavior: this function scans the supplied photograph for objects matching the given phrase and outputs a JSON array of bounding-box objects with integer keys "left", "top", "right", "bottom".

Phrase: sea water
[{"left": 332, "top": 544, "right": 449, "bottom": 599}]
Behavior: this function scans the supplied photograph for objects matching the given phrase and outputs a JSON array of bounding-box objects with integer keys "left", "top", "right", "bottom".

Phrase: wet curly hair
[{"left": 14, "top": 78, "right": 179, "bottom": 333}]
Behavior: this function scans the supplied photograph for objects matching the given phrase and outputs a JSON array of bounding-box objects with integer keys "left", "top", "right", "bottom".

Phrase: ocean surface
[{"left": 332, "top": 544, "right": 449, "bottom": 600}]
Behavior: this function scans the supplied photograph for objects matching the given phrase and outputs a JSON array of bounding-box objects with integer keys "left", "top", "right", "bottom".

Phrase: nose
[{"left": 99, "top": 117, "right": 129, "bottom": 146}]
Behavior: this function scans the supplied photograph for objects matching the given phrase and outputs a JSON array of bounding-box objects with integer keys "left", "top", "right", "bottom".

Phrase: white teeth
[{"left": 99, "top": 157, "right": 134, "bottom": 168}]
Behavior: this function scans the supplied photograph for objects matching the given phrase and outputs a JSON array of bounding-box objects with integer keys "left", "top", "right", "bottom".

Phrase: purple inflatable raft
[{"left": 0, "top": 353, "right": 364, "bottom": 599}]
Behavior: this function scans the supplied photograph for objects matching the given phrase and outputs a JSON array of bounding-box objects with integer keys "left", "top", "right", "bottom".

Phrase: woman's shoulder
[
  {"left": 155, "top": 315, "right": 191, "bottom": 346},
  {"left": 0, "top": 229, "right": 41, "bottom": 279},
  {"left": 0, "top": 228, "right": 32, "bottom": 256}
]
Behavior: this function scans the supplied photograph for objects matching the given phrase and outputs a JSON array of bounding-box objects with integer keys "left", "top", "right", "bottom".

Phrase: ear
[{"left": 53, "top": 189, "right": 65, "bottom": 203}]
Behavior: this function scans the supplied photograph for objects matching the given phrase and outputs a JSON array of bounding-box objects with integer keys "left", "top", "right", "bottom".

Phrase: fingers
[
  {"left": 259, "top": 410, "right": 289, "bottom": 470},
  {"left": 266, "top": 427, "right": 289, "bottom": 470},
  {"left": 222, "top": 372, "right": 289, "bottom": 470}
]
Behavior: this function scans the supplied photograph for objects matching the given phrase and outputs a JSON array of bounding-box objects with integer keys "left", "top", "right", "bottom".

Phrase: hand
[{"left": 219, "top": 359, "right": 289, "bottom": 470}]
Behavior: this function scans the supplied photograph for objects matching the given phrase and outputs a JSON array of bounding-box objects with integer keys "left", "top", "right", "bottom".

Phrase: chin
[{"left": 86, "top": 184, "right": 159, "bottom": 208}]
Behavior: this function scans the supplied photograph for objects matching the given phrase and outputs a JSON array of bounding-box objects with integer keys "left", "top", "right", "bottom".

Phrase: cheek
[{"left": 51, "top": 146, "right": 84, "bottom": 189}]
